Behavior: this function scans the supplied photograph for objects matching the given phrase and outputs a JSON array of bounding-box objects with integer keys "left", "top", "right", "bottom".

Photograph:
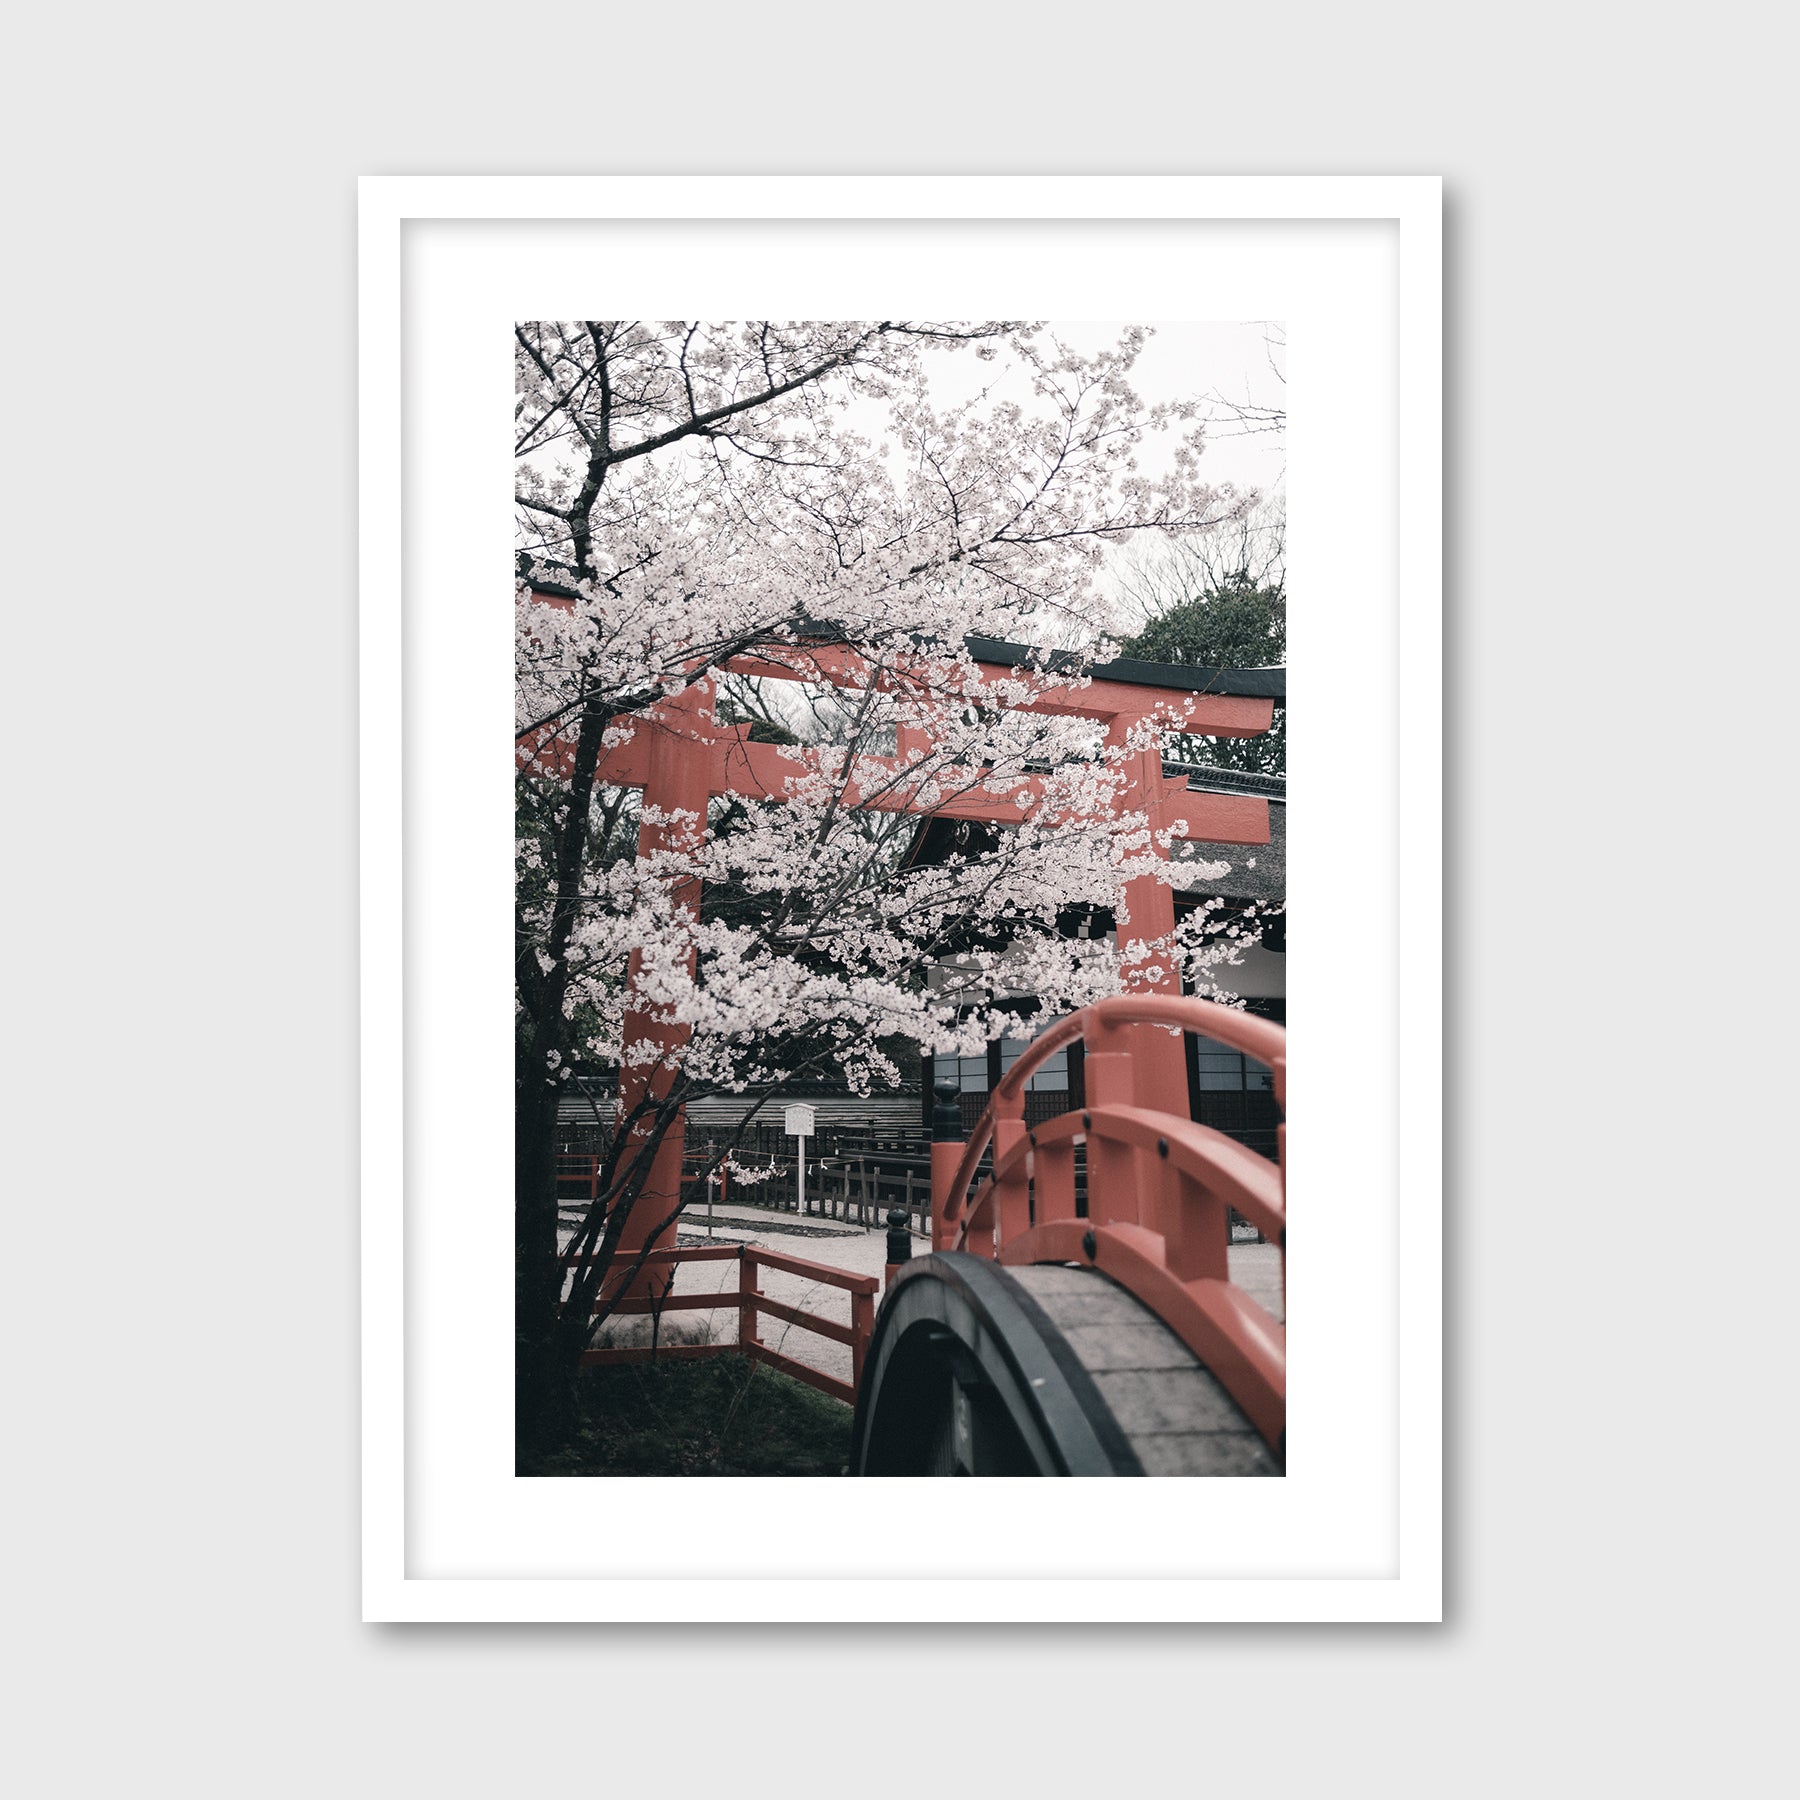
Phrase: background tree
[
  {"left": 1199, "top": 322, "right": 1286, "bottom": 445},
  {"left": 1115, "top": 491, "right": 1286, "bottom": 775},
  {"left": 513, "top": 321, "right": 1263, "bottom": 1448}
]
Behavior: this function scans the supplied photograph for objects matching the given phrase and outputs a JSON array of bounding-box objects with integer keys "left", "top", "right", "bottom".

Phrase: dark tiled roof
[
  {"left": 1168, "top": 760, "right": 1286, "bottom": 800},
  {"left": 966, "top": 637, "right": 1284, "bottom": 700}
]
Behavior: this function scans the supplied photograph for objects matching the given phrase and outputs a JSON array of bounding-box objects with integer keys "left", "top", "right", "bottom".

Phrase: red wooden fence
[{"left": 559, "top": 1242, "right": 877, "bottom": 1407}]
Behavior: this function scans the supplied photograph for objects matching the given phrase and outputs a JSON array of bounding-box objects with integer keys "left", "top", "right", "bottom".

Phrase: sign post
[{"left": 784, "top": 1102, "right": 816, "bottom": 1215}]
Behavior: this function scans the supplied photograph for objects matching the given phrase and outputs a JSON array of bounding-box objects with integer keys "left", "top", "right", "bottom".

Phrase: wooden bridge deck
[{"left": 1005, "top": 1264, "right": 1281, "bottom": 1475}]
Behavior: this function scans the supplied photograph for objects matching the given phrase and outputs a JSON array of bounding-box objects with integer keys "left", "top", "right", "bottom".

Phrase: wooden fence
[
  {"left": 560, "top": 1242, "right": 878, "bottom": 1407},
  {"left": 560, "top": 1143, "right": 1015, "bottom": 1240},
  {"left": 703, "top": 1152, "right": 937, "bottom": 1235}
]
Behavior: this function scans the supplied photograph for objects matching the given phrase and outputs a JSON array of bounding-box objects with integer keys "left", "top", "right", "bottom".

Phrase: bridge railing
[{"left": 931, "top": 994, "right": 1287, "bottom": 1451}]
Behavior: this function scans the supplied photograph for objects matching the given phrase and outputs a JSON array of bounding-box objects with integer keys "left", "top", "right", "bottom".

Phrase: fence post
[
  {"left": 737, "top": 1248, "right": 757, "bottom": 1353},
  {"left": 851, "top": 1287, "right": 875, "bottom": 1393},
  {"left": 929, "top": 1079, "right": 963, "bottom": 1253}
]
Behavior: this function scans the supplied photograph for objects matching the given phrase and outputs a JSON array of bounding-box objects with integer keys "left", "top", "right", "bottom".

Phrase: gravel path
[{"left": 563, "top": 1203, "right": 1283, "bottom": 1389}]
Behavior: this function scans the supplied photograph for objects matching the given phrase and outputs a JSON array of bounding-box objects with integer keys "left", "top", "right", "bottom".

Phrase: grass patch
[{"left": 521, "top": 1353, "right": 853, "bottom": 1477}]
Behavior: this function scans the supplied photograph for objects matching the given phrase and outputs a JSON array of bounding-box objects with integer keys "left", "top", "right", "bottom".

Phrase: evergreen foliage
[{"left": 1121, "top": 571, "right": 1285, "bottom": 775}]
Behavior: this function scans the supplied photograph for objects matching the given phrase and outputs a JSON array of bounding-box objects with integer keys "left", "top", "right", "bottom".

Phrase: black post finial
[
  {"left": 931, "top": 1078, "right": 963, "bottom": 1143},
  {"left": 886, "top": 1205, "right": 913, "bottom": 1271}
]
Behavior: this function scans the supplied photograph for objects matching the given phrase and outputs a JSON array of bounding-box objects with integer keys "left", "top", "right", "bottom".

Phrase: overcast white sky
[{"left": 910, "top": 318, "right": 1287, "bottom": 501}]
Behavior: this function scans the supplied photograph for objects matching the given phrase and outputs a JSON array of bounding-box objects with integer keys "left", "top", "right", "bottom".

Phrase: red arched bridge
[{"left": 568, "top": 992, "right": 1284, "bottom": 1477}]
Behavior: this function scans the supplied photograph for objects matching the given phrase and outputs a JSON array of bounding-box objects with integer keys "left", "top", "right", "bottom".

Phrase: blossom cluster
[{"left": 515, "top": 322, "right": 1270, "bottom": 1110}]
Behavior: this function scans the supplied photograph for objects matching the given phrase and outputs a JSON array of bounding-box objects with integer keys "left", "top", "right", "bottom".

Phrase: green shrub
[{"left": 520, "top": 1353, "right": 853, "bottom": 1477}]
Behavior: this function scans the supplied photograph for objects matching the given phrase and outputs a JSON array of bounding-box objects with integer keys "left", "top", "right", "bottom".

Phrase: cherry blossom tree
[{"left": 513, "top": 321, "right": 1267, "bottom": 1443}]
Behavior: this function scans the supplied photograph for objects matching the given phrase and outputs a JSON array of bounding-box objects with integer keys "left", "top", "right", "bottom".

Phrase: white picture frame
[{"left": 360, "top": 175, "right": 1442, "bottom": 1622}]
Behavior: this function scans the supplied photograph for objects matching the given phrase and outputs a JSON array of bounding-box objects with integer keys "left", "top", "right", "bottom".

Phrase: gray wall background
[{"left": 4, "top": 4, "right": 1787, "bottom": 1792}]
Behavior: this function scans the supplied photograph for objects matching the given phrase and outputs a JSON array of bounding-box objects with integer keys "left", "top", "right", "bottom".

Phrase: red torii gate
[{"left": 521, "top": 614, "right": 1276, "bottom": 1282}]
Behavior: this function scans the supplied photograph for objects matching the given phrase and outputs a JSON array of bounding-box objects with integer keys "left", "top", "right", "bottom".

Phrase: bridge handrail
[{"left": 940, "top": 993, "right": 1285, "bottom": 1230}]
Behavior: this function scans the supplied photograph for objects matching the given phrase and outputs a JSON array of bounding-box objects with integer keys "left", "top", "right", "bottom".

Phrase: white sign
[{"left": 784, "top": 1103, "right": 815, "bottom": 1215}]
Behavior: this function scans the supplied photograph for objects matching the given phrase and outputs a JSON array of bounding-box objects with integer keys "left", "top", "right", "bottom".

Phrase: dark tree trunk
[{"left": 515, "top": 689, "right": 610, "bottom": 1456}]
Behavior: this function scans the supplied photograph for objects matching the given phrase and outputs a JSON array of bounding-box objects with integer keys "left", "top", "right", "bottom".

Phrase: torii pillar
[
  {"left": 1091, "top": 714, "right": 1195, "bottom": 1121},
  {"left": 613, "top": 681, "right": 716, "bottom": 1280}
]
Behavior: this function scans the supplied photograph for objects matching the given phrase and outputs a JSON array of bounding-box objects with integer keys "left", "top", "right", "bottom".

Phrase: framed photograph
[{"left": 360, "top": 175, "right": 1442, "bottom": 1621}]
